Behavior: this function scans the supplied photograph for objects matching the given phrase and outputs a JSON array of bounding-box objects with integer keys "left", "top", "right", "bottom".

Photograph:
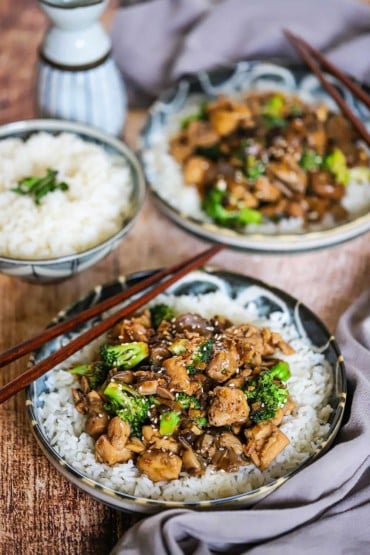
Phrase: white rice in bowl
[
  {"left": 38, "top": 289, "right": 334, "bottom": 502},
  {"left": 0, "top": 132, "right": 133, "bottom": 259}
]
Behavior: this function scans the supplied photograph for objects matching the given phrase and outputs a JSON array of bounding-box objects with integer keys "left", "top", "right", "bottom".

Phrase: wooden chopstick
[
  {"left": 284, "top": 29, "right": 370, "bottom": 147},
  {"left": 0, "top": 243, "right": 224, "bottom": 404},
  {"left": 0, "top": 246, "right": 222, "bottom": 369},
  {"left": 286, "top": 31, "right": 370, "bottom": 110}
]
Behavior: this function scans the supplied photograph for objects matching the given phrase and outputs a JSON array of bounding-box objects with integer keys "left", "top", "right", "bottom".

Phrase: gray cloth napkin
[
  {"left": 111, "top": 288, "right": 370, "bottom": 554},
  {"left": 111, "top": 0, "right": 370, "bottom": 105}
]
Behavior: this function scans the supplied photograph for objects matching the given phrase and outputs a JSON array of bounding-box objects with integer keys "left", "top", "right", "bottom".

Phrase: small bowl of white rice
[{"left": 0, "top": 119, "right": 146, "bottom": 283}]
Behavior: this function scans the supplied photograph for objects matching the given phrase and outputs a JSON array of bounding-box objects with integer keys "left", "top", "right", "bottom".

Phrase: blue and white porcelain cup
[{"left": 37, "top": 0, "right": 126, "bottom": 137}]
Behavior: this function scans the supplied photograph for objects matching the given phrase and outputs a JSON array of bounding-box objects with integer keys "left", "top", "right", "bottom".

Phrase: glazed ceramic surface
[
  {"left": 0, "top": 119, "right": 146, "bottom": 283},
  {"left": 26, "top": 268, "right": 346, "bottom": 513},
  {"left": 37, "top": 0, "right": 126, "bottom": 135},
  {"left": 140, "top": 61, "right": 370, "bottom": 253}
]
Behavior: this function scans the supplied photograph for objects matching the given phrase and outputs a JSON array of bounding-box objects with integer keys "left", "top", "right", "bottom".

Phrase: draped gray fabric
[
  {"left": 111, "top": 2, "right": 370, "bottom": 550},
  {"left": 111, "top": 0, "right": 370, "bottom": 105},
  {"left": 111, "top": 288, "right": 370, "bottom": 554}
]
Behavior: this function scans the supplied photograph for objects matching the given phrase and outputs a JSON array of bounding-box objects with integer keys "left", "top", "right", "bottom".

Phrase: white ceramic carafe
[{"left": 37, "top": 0, "right": 126, "bottom": 136}]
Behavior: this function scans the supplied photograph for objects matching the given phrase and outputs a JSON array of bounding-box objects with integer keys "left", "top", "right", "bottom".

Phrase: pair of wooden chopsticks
[
  {"left": 284, "top": 30, "right": 370, "bottom": 147},
  {"left": 0, "top": 243, "right": 224, "bottom": 405}
]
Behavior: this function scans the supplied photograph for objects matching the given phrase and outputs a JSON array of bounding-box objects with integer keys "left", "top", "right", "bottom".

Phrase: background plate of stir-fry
[{"left": 141, "top": 61, "right": 370, "bottom": 253}]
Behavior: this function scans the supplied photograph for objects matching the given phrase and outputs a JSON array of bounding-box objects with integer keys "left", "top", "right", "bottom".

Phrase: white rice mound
[
  {"left": 0, "top": 132, "right": 133, "bottom": 259},
  {"left": 143, "top": 96, "right": 370, "bottom": 235},
  {"left": 38, "top": 290, "right": 334, "bottom": 502}
]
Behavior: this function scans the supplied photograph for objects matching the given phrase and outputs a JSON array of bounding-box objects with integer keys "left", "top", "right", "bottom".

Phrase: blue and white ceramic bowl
[
  {"left": 140, "top": 61, "right": 370, "bottom": 253},
  {"left": 26, "top": 269, "right": 346, "bottom": 513},
  {"left": 0, "top": 119, "right": 146, "bottom": 283}
]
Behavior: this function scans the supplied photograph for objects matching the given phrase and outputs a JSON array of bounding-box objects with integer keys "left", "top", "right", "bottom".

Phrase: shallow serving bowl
[
  {"left": 0, "top": 119, "right": 146, "bottom": 283},
  {"left": 26, "top": 268, "right": 346, "bottom": 513},
  {"left": 140, "top": 61, "right": 370, "bottom": 254}
]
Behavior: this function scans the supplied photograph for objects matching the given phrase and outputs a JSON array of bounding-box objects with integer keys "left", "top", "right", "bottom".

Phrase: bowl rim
[
  {"left": 139, "top": 60, "right": 370, "bottom": 254},
  {"left": 0, "top": 118, "right": 146, "bottom": 265},
  {"left": 26, "top": 267, "right": 347, "bottom": 511}
]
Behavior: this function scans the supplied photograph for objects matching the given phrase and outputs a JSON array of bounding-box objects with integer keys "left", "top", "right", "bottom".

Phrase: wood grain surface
[{"left": 0, "top": 1, "right": 369, "bottom": 554}]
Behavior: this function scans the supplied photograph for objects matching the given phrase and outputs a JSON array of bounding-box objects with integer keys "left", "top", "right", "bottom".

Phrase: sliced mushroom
[{"left": 179, "top": 438, "right": 204, "bottom": 476}]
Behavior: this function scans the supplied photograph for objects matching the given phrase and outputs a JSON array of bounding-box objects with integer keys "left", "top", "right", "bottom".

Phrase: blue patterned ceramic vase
[{"left": 36, "top": 0, "right": 126, "bottom": 136}]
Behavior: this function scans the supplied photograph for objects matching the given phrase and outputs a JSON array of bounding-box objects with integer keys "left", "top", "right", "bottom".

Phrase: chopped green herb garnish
[{"left": 11, "top": 168, "right": 69, "bottom": 205}]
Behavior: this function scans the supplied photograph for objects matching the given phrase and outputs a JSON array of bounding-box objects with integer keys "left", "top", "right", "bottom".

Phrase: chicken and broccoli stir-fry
[
  {"left": 70, "top": 304, "right": 297, "bottom": 482},
  {"left": 169, "top": 92, "right": 369, "bottom": 228}
]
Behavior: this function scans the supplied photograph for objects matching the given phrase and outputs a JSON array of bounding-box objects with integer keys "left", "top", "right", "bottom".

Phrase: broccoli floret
[
  {"left": 323, "top": 148, "right": 349, "bottom": 185},
  {"left": 193, "top": 340, "right": 214, "bottom": 363},
  {"left": 300, "top": 150, "right": 323, "bottom": 171},
  {"left": 100, "top": 342, "right": 149, "bottom": 369},
  {"left": 203, "top": 188, "right": 262, "bottom": 228},
  {"left": 245, "top": 363, "right": 291, "bottom": 424},
  {"left": 175, "top": 392, "right": 201, "bottom": 410},
  {"left": 262, "top": 95, "right": 287, "bottom": 129},
  {"left": 269, "top": 360, "right": 291, "bottom": 382},
  {"left": 263, "top": 95, "right": 285, "bottom": 117},
  {"left": 193, "top": 416, "right": 208, "bottom": 429},
  {"left": 181, "top": 101, "right": 208, "bottom": 129},
  {"left": 150, "top": 304, "right": 175, "bottom": 329},
  {"left": 245, "top": 155, "right": 265, "bottom": 180},
  {"left": 104, "top": 381, "right": 152, "bottom": 437},
  {"left": 68, "top": 361, "right": 107, "bottom": 389},
  {"left": 159, "top": 411, "right": 180, "bottom": 436}
]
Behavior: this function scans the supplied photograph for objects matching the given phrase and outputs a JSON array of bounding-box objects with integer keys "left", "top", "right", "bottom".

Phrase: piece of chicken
[
  {"left": 142, "top": 425, "right": 181, "bottom": 454},
  {"left": 207, "top": 339, "right": 239, "bottom": 382},
  {"left": 163, "top": 356, "right": 192, "bottom": 394},
  {"left": 208, "top": 386, "right": 249, "bottom": 426},
  {"left": 183, "top": 156, "right": 211, "bottom": 187},
  {"left": 244, "top": 421, "right": 290, "bottom": 470},
  {"left": 113, "top": 310, "right": 153, "bottom": 343},
  {"left": 95, "top": 417, "right": 132, "bottom": 465},
  {"left": 136, "top": 449, "right": 182, "bottom": 482},
  {"left": 84, "top": 390, "right": 109, "bottom": 438}
]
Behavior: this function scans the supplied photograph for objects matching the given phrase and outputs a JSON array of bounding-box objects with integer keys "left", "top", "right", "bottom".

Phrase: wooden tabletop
[{"left": 0, "top": 2, "right": 369, "bottom": 554}]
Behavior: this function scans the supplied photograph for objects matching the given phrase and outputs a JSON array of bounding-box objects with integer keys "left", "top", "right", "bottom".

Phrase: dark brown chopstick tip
[{"left": 0, "top": 243, "right": 226, "bottom": 405}]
